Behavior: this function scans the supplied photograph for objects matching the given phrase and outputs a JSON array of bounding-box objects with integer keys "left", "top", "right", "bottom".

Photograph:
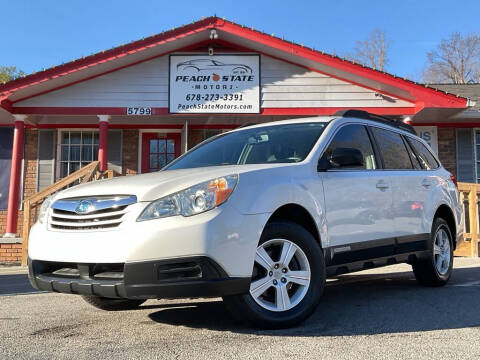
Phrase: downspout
[{"left": 184, "top": 119, "right": 188, "bottom": 153}]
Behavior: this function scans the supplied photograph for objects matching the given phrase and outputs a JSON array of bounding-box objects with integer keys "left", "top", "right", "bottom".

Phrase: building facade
[
  {"left": 417, "top": 84, "right": 480, "bottom": 183},
  {"left": 0, "top": 17, "right": 472, "bottom": 263}
]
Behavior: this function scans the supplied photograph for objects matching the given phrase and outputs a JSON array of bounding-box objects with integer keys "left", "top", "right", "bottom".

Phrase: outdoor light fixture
[
  {"left": 375, "top": 92, "right": 395, "bottom": 102},
  {"left": 209, "top": 29, "right": 218, "bottom": 40},
  {"left": 208, "top": 47, "right": 214, "bottom": 56}
]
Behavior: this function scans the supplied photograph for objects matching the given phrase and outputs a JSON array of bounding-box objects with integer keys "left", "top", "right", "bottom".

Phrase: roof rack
[{"left": 334, "top": 110, "right": 417, "bottom": 135}]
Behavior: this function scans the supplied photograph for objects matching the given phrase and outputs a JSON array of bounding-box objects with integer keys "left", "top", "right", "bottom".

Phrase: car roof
[
  {"left": 228, "top": 116, "right": 334, "bottom": 132},
  {"left": 228, "top": 115, "right": 418, "bottom": 137}
]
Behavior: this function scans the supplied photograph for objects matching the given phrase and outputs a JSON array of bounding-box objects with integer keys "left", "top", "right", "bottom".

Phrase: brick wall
[
  {"left": 437, "top": 128, "right": 456, "bottom": 177},
  {"left": 0, "top": 211, "right": 6, "bottom": 236},
  {"left": 187, "top": 129, "right": 223, "bottom": 150},
  {"left": 122, "top": 130, "right": 139, "bottom": 175},
  {"left": 187, "top": 129, "right": 205, "bottom": 150},
  {"left": 23, "top": 129, "right": 39, "bottom": 199},
  {"left": 0, "top": 243, "right": 22, "bottom": 264}
]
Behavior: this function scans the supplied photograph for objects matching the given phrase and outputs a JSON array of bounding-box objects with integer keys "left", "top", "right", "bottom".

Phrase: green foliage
[{"left": 0, "top": 66, "right": 26, "bottom": 83}]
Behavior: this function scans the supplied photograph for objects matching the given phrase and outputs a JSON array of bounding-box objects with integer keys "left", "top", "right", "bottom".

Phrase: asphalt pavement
[{"left": 1, "top": 258, "right": 480, "bottom": 360}]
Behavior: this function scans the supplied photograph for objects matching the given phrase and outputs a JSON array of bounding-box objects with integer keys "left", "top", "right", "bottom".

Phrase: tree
[
  {"left": 0, "top": 66, "right": 25, "bottom": 83},
  {"left": 423, "top": 32, "right": 480, "bottom": 84},
  {"left": 347, "top": 29, "right": 391, "bottom": 71}
]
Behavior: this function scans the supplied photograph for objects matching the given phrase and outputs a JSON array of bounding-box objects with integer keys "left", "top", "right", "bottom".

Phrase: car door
[
  {"left": 320, "top": 123, "right": 395, "bottom": 263},
  {"left": 406, "top": 136, "right": 442, "bottom": 236},
  {"left": 369, "top": 126, "right": 429, "bottom": 252}
]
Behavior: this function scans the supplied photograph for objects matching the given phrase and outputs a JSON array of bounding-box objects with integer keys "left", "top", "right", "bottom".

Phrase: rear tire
[
  {"left": 223, "top": 221, "right": 325, "bottom": 329},
  {"left": 412, "top": 217, "right": 453, "bottom": 286},
  {"left": 82, "top": 295, "right": 145, "bottom": 311}
]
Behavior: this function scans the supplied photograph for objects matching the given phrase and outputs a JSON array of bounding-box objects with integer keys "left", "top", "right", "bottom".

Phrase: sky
[{"left": 1, "top": 0, "right": 480, "bottom": 81}]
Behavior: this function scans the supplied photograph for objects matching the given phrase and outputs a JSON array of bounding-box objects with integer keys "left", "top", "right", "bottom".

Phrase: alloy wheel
[
  {"left": 249, "top": 238, "right": 311, "bottom": 312},
  {"left": 434, "top": 228, "right": 451, "bottom": 276}
]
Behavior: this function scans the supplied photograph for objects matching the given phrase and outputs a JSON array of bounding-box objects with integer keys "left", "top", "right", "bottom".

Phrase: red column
[
  {"left": 5, "top": 117, "right": 25, "bottom": 236},
  {"left": 98, "top": 116, "right": 109, "bottom": 171}
]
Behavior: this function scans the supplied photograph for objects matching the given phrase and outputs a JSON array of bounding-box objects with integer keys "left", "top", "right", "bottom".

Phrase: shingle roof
[{"left": 432, "top": 84, "right": 480, "bottom": 110}]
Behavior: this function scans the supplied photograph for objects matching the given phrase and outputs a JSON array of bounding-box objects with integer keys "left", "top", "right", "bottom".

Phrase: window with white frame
[{"left": 60, "top": 131, "right": 99, "bottom": 177}]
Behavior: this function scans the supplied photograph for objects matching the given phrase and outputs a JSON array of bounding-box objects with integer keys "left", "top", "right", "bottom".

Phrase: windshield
[{"left": 165, "top": 122, "right": 327, "bottom": 170}]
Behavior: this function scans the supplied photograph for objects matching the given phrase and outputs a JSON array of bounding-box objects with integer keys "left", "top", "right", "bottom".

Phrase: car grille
[{"left": 49, "top": 195, "right": 137, "bottom": 231}]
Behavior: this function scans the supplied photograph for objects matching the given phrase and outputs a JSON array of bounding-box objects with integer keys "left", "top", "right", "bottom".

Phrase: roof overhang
[{"left": 0, "top": 17, "right": 469, "bottom": 119}]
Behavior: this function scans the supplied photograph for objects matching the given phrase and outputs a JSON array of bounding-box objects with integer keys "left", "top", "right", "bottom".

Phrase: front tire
[
  {"left": 223, "top": 221, "right": 325, "bottom": 329},
  {"left": 412, "top": 217, "right": 453, "bottom": 286},
  {"left": 82, "top": 295, "right": 145, "bottom": 311}
]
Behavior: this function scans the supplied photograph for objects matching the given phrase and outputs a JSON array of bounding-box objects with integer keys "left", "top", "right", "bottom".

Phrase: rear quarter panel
[{"left": 424, "top": 168, "right": 463, "bottom": 241}]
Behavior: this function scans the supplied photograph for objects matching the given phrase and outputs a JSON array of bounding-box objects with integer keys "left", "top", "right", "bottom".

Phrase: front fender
[{"left": 229, "top": 166, "right": 328, "bottom": 248}]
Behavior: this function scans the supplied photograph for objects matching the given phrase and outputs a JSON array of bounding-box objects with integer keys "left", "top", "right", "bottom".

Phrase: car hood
[{"left": 53, "top": 164, "right": 291, "bottom": 202}]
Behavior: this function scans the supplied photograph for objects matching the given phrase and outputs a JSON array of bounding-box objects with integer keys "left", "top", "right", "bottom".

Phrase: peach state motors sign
[{"left": 169, "top": 54, "right": 260, "bottom": 113}]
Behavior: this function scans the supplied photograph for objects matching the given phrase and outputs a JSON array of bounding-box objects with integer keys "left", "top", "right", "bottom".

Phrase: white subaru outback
[{"left": 28, "top": 111, "right": 463, "bottom": 329}]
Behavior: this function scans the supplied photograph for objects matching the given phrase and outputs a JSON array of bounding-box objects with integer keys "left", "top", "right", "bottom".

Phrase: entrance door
[{"left": 141, "top": 133, "right": 181, "bottom": 173}]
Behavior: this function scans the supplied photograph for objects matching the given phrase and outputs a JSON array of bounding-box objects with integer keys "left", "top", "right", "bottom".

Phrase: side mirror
[{"left": 318, "top": 147, "right": 364, "bottom": 171}]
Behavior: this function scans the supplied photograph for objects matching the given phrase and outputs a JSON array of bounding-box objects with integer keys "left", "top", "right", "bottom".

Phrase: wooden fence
[{"left": 454, "top": 182, "right": 479, "bottom": 258}]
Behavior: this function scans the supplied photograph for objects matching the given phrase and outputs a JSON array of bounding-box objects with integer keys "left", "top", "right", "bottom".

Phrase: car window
[
  {"left": 408, "top": 138, "right": 439, "bottom": 170},
  {"left": 165, "top": 122, "right": 327, "bottom": 170},
  {"left": 403, "top": 136, "right": 422, "bottom": 170},
  {"left": 371, "top": 127, "right": 413, "bottom": 170},
  {"left": 322, "top": 124, "right": 377, "bottom": 170}
]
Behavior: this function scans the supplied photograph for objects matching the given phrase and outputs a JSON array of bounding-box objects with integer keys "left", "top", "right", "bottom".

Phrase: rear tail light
[{"left": 450, "top": 173, "right": 458, "bottom": 188}]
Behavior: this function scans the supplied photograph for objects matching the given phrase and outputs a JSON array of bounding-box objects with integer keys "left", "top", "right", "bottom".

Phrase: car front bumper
[
  {"left": 28, "top": 204, "right": 271, "bottom": 278},
  {"left": 28, "top": 257, "right": 251, "bottom": 299}
]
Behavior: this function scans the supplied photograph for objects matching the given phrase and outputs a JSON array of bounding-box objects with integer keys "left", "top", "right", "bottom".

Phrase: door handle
[
  {"left": 421, "top": 179, "right": 431, "bottom": 188},
  {"left": 376, "top": 181, "right": 389, "bottom": 190}
]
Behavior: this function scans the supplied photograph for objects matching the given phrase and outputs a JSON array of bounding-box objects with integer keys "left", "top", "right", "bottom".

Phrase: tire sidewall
[{"left": 242, "top": 221, "right": 325, "bottom": 326}]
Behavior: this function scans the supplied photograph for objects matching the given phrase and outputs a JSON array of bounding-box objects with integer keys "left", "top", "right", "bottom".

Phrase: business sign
[
  {"left": 169, "top": 54, "right": 260, "bottom": 113},
  {"left": 414, "top": 126, "right": 438, "bottom": 154}
]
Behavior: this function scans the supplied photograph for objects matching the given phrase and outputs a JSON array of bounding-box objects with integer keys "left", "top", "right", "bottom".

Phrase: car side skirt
[{"left": 325, "top": 234, "right": 431, "bottom": 277}]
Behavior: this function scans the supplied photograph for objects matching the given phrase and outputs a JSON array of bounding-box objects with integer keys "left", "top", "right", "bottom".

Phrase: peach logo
[{"left": 212, "top": 73, "right": 220, "bottom": 81}]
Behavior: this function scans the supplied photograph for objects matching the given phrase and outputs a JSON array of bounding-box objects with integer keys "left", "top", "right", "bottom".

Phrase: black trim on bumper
[
  {"left": 324, "top": 234, "right": 431, "bottom": 277},
  {"left": 28, "top": 257, "right": 250, "bottom": 300},
  {"left": 326, "top": 250, "right": 430, "bottom": 277},
  {"left": 325, "top": 234, "right": 430, "bottom": 267}
]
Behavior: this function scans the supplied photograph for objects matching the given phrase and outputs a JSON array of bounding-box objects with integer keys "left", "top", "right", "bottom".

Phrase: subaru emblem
[{"left": 75, "top": 200, "right": 94, "bottom": 214}]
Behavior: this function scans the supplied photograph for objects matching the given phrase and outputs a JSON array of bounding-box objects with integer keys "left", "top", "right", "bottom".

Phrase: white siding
[
  {"left": 17, "top": 57, "right": 170, "bottom": 108},
  {"left": 16, "top": 55, "right": 413, "bottom": 109},
  {"left": 260, "top": 56, "right": 412, "bottom": 108}
]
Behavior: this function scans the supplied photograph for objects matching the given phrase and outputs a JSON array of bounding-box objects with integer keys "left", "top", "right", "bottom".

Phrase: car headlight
[
  {"left": 38, "top": 196, "right": 53, "bottom": 224},
  {"left": 137, "top": 175, "right": 238, "bottom": 221}
]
